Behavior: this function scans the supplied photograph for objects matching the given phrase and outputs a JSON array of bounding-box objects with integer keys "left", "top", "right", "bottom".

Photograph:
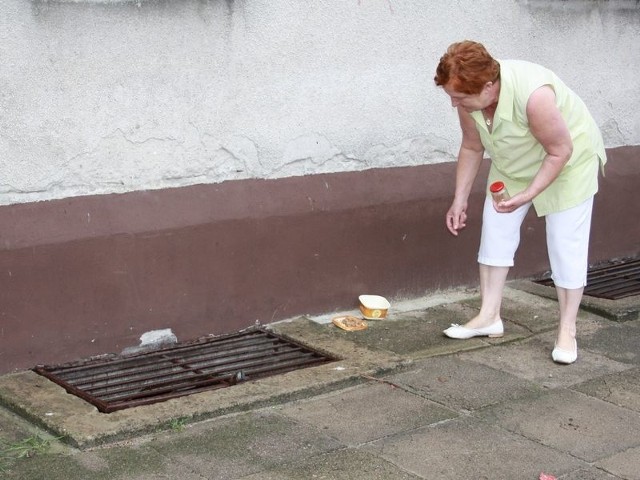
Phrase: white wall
[{"left": 1, "top": 0, "right": 638, "bottom": 205}]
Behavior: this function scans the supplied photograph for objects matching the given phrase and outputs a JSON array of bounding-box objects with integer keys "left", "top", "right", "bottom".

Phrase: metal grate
[
  {"left": 534, "top": 257, "right": 640, "bottom": 300},
  {"left": 33, "top": 327, "right": 338, "bottom": 413}
]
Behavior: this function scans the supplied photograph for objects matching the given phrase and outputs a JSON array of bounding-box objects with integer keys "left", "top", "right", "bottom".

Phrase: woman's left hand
[{"left": 493, "top": 192, "right": 527, "bottom": 213}]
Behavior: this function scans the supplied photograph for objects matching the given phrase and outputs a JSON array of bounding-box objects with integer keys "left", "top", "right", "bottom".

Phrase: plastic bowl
[{"left": 358, "top": 295, "right": 390, "bottom": 320}]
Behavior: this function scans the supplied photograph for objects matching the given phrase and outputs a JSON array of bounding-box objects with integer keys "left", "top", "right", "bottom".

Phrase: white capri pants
[{"left": 478, "top": 196, "right": 594, "bottom": 289}]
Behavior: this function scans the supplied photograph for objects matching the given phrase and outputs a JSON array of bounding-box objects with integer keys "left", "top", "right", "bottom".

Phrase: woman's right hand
[{"left": 446, "top": 202, "right": 468, "bottom": 236}]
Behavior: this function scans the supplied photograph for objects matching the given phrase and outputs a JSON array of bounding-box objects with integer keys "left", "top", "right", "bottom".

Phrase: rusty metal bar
[
  {"left": 534, "top": 258, "right": 640, "bottom": 300},
  {"left": 51, "top": 331, "right": 281, "bottom": 377},
  {"left": 33, "top": 327, "right": 337, "bottom": 413},
  {"left": 87, "top": 350, "right": 314, "bottom": 399},
  {"left": 99, "top": 352, "right": 323, "bottom": 403},
  {"left": 69, "top": 342, "right": 305, "bottom": 390}
]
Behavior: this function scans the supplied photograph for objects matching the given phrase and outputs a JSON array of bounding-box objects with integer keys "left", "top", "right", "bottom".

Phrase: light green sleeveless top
[{"left": 471, "top": 59, "right": 606, "bottom": 216}]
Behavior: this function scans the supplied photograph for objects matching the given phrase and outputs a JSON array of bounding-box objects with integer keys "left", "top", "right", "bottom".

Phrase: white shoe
[
  {"left": 552, "top": 339, "right": 577, "bottom": 364},
  {"left": 443, "top": 320, "right": 504, "bottom": 339}
]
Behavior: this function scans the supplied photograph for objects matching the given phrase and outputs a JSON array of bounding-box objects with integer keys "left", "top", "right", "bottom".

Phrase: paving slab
[
  {"left": 0, "top": 405, "right": 71, "bottom": 474},
  {"left": 4, "top": 442, "right": 183, "bottom": 480},
  {"left": 478, "top": 389, "right": 640, "bottom": 463},
  {"left": 276, "top": 383, "right": 457, "bottom": 446},
  {"left": 463, "top": 286, "right": 563, "bottom": 333},
  {"left": 306, "top": 286, "right": 482, "bottom": 325},
  {"left": 511, "top": 279, "right": 640, "bottom": 322},
  {"left": 0, "top": 405, "right": 37, "bottom": 446},
  {"left": 150, "top": 410, "right": 343, "bottom": 479},
  {"left": 385, "top": 355, "right": 544, "bottom": 412},
  {"left": 240, "top": 448, "right": 423, "bottom": 480},
  {"left": 7, "top": 409, "right": 344, "bottom": 480},
  {"left": 579, "top": 319, "right": 640, "bottom": 365},
  {"left": 361, "top": 416, "right": 586, "bottom": 480},
  {"left": 596, "top": 445, "right": 640, "bottom": 480},
  {"left": 456, "top": 332, "right": 634, "bottom": 389},
  {"left": 558, "top": 467, "right": 624, "bottom": 479},
  {"left": 572, "top": 366, "right": 640, "bottom": 412},
  {"left": 307, "top": 301, "right": 529, "bottom": 360}
]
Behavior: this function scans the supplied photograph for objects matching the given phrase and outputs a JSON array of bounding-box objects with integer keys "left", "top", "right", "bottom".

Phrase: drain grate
[
  {"left": 534, "top": 257, "right": 640, "bottom": 300},
  {"left": 33, "top": 327, "right": 338, "bottom": 413}
]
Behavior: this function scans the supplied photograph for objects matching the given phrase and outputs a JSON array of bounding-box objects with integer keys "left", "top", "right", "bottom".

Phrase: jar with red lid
[{"left": 490, "top": 181, "right": 510, "bottom": 202}]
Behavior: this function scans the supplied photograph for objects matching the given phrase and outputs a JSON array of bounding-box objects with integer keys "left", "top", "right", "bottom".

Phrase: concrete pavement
[{"left": 1, "top": 280, "right": 639, "bottom": 479}]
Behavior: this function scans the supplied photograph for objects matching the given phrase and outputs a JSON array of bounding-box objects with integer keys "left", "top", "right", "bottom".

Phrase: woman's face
[{"left": 443, "top": 82, "right": 495, "bottom": 112}]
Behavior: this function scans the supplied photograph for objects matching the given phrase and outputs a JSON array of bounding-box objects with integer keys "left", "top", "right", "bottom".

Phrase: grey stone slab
[
  {"left": 510, "top": 279, "right": 640, "bottom": 323},
  {"left": 0, "top": 405, "right": 72, "bottom": 450},
  {"left": 361, "top": 416, "right": 585, "bottom": 480},
  {"left": 0, "top": 407, "right": 74, "bottom": 476},
  {"left": 479, "top": 389, "right": 640, "bottom": 462},
  {"left": 385, "top": 355, "right": 544, "bottom": 412},
  {"left": 3, "top": 409, "right": 342, "bottom": 480},
  {"left": 326, "top": 301, "right": 528, "bottom": 359},
  {"left": 150, "top": 410, "right": 343, "bottom": 479},
  {"left": 465, "top": 288, "right": 619, "bottom": 342},
  {"left": 458, "top": 332, "right": 632, "bottom": 389},
  {"left": 578, "top": 292, "right": 640, "bottom": 323},
  {"left": 558, "top": 467, "right": 624, "bottom": 479},
  {"left": 464, "top": 286, "right": 562, "bottom": 333},
  {"left": 0, "top": 405, "right": 44, "bottom": 446},
  {"left": 597, "top": 445, "right": 640, "bottom": 480},
  {"left": 239, "top": 449, "right": 423, "bottom": 480},
  {"left": 572, "top": 367, "right": 640, "bottom": 412},
  {"left": 3, "top": 444, "right": 187, "bottom": 480},
  {"left": 580, "top": 320, "right": 640, "bottom": 365},
  {"left": 276, "top": 383, "right": 457, "bottom": 446}
]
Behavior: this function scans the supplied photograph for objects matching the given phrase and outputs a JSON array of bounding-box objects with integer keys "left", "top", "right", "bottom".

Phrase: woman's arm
[
  {"left": 496, "top": 85, "right": 573, "bottom": 212},
  {"left": 446, "top": 108, "right": 485, "bottom": 236}
]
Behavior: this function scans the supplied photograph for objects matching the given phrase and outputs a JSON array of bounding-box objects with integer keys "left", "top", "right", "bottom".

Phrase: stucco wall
[{"left": 1, "top": 0, "right": 639, "bottom": 206}]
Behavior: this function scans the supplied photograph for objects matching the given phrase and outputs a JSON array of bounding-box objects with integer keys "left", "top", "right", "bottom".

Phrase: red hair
[{"left": 434, "top": 41, "right": 500, "bottom": 95}]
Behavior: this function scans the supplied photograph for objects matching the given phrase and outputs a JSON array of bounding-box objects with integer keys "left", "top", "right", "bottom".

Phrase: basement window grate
[
  {"left": 534, "top": 257, "right": 640, "bottom": 300},
  {"left": 33, "top": 327, "right": 338, "bottom": 413}
]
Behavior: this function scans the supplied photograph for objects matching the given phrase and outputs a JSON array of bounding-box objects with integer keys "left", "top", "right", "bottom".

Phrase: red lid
[{"left": 490, "top": 181, "right": 505, "bottom": 193}]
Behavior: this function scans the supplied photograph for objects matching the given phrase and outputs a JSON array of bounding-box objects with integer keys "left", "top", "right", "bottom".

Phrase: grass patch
[
  {"left": 168, "top": 418, "right": 187, "bottom": 432},
  {"left": 0, "top": 435, "right": 54, "bottom": 473}
]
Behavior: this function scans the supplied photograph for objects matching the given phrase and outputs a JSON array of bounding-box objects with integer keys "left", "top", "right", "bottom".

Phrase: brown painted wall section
[{"left": 1, "top": 146, "right": 638, "bottom": 373}]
